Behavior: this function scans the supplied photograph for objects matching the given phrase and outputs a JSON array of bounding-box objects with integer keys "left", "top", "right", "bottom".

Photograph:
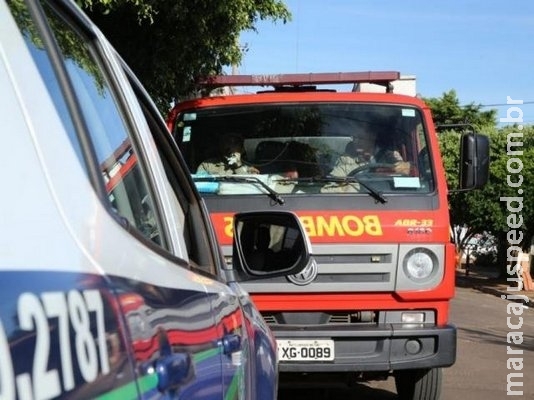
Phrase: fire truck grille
[
  {"left": 262, "top": 311, "right": 378, "bottom": 325},
  {"left": 327, "top": 313, "right": 351, "bottom": 324},
  {"left": 239, "top": 243, "right": 400, "bottom": 293}
]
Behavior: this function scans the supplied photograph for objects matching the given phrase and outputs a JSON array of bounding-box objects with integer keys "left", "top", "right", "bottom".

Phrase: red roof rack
[{"left": 198, "top": 71, "right": 400, "bottom": 90}]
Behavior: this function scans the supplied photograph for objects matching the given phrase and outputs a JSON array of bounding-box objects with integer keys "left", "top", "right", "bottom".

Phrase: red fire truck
[{"left": 166, "top": 72, "right": 489, "bottom": 399}]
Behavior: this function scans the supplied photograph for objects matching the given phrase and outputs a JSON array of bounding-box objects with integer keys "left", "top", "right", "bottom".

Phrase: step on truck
[{"left": 166, "top": 71, "right": 490, "bottom": 399}]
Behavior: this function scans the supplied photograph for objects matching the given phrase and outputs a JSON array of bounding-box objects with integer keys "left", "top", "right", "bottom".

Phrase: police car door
[
  {"left": 1, "top": 1, "right": 143, "bottom": 398},
  {"left": 3, "top": 0, "right": 232, "bottom": 398},
  {"left": 124, "top": 62, "right": 251, "bottom": 398}
]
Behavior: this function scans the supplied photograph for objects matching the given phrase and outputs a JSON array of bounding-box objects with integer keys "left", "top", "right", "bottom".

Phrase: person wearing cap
[
  {"left": 330, "top": 132, "right": 410, "bottom": 177},
  {"left": 372, "top": 132, "right": 411, "bottom": 174},
  {"left": 330, "top": 138, "right": 371, "bottom": 177}
]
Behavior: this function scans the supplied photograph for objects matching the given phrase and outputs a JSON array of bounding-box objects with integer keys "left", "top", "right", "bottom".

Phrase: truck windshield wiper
[
  {"left": 280, "top": 175, "right": 387, "bottom": 204},
  {"left": 192, "top": 175, "right": 285, "bottom": 205}
]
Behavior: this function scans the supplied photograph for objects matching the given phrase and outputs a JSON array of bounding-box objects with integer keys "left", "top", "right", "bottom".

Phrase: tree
[
  {"left": 482, "top": 125, "right": 534, "bottom": 277},
  {"left": 424, "top": 90, "right": 497, "bottom": 261},
  {"left": 77, "top": 0, "right": 291, "bottom": 112},
  {"left": 426, "top": 90, "right": 534, "bottom": 277},
  {"left": 424, "top": 89, "right": 497, "bottom": 127}
]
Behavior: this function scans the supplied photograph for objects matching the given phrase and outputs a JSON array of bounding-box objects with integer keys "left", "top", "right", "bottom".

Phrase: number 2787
[{"left": 0, "top": 289, "right": 109, "bottom": 400}]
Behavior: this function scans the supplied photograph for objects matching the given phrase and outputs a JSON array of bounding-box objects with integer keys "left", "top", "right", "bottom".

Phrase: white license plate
[{"left": 277, "top": 339, "right": 334, "bottom": 361}]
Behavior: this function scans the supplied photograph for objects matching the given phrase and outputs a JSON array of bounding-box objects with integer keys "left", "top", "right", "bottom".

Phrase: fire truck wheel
[{"left": 394, "top": 368, "right": 442, "bottom": 400}]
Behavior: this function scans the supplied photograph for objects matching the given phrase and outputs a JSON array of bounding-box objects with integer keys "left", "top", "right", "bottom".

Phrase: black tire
[{"left": 394, "top": 368, "right": 442, "bottom": 400}]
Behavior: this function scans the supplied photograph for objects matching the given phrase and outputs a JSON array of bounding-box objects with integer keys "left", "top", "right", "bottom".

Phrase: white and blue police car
[{"left": 0, "top": 0, "right": 312, "bottom": 398}]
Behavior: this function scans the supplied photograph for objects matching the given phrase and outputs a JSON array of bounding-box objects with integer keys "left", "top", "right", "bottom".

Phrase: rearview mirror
[
  {"left": 231, "top": 211, "right": 312, "bottom": 280},
  {"left": 459, "top": 132, "right": 490, "bottom": 189}
]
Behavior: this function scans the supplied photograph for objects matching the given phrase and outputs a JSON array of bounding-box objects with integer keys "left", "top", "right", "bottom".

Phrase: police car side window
[
  {"left": 127, "top": 74, "right": 219, "bottom": 276},
  {"left": 36, "top": 2, "right": 164, "bottom": 246},
  {"left": 7, "top": 0, "right": 83, "bottom": 163}
]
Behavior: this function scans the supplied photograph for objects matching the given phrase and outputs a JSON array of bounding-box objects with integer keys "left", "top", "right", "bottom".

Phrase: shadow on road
[
  {"left": 458, "top": 326, "right": 534, "bottom": 351},
  {"left": 456, "top": 263, "right": 534, "bottom": 306},
  {"left": 455, "top": 264, "right": 502, "bottom": 288},
  {"left": 279, "top": 382, "right": 397, "bottom": 400}
]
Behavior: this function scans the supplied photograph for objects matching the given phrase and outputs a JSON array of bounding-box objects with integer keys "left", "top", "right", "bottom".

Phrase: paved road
[{"left": 278, "top": 286, "right": 534, "bottom": 399}]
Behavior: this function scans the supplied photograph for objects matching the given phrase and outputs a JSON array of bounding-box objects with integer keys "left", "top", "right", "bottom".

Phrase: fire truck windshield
[{"left": 173, "top": 103, "right": 434, "bottom": 196}]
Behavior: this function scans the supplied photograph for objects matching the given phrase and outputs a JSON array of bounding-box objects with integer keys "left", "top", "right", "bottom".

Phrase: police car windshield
[{"left": 173, "top": 103, "right": 435, "bottom": 196}]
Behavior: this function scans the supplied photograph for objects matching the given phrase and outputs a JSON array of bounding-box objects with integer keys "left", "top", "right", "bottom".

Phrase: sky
[{"left": 237, "top": 0, "right": 534, "bottom": 124}]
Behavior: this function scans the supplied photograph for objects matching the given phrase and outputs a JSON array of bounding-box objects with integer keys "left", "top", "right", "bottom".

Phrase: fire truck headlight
[{"left": 403, "top": 248, "right": 437, "bottom": 282}]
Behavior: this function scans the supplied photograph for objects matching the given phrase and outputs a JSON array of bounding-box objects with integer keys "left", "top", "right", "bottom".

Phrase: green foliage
[
  {"left": 449, "top": 126, "right": 534, "bottom": 248},
  {"left": 423, "top": 89, "right": 497, "bottom": 129},
  {"left": 428, "top": 90, "right": 534, "bottom": 274},
  {"left": 487, "top": 126, "right": 534, "bottom": 239},
  {"left": 77, "top": 0, "right": 291, "bottom": 112},
  {"left": 473, "top": 250, "right": 497, "bottom": 267},
  {"left": 78, "top": 0, "right": 153, "bottom": 21},
  {"left": 10, "top": 0, "right": 106, "bottom": 93}
]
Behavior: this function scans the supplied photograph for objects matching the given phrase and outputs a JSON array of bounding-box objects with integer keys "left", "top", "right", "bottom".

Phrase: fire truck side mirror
[
  {"left": 231, "top": 211, "right": 312, "bottom": 281},
  {"left": 459, "top": 132, "right": 490, "bottom": 190}
]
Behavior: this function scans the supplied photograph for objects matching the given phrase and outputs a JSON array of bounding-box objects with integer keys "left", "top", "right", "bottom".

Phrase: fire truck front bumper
[{"left": 272, "top": 323, "right": 457, "bottom": 373}]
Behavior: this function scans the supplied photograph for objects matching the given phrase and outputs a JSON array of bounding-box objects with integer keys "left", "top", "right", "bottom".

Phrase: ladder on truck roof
[{"left": 197, "top": 71, "right": 401, "bottom": 93}]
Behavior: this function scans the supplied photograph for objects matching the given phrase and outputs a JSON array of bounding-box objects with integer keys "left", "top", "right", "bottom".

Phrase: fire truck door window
[{"left": 40, "top": 2, "right": 164, "bottom": 247}]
